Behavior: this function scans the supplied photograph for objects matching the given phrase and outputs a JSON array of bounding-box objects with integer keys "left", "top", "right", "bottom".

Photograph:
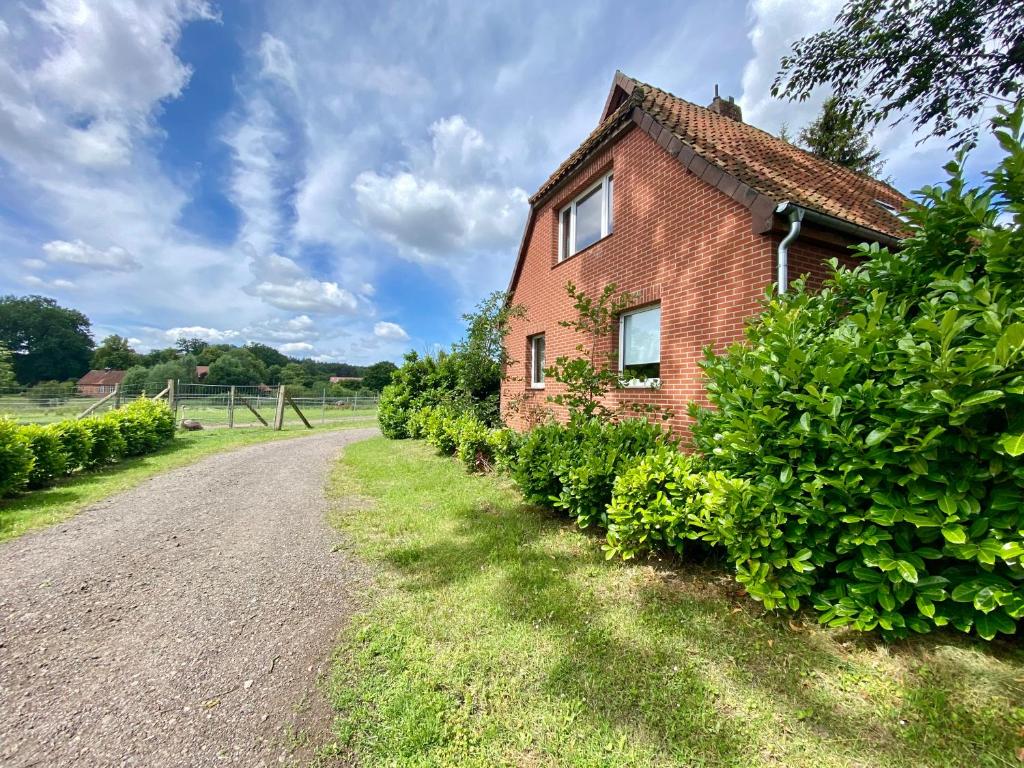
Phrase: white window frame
[
  {"left": 530, "top": 334, "right": 546, "bottom": 389},
  {"left": 558, "top": 172, "right": 614, "bottom": 262},
  {"left": 618, "top": 304, "right": 661, "bottom": 389}
]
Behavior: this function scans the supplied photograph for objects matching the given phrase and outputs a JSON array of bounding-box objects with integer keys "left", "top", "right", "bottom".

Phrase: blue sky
[{"left": 0, "top": 0, "right": 1001, "bottom": 364}]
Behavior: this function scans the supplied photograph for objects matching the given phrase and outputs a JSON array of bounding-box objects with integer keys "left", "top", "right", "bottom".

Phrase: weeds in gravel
[
  {"left": 0, "top": 421, "right": 376, "bottom": 542},
  {"left": 325, "top": 437, "right": 1024, "bottom": 768}
]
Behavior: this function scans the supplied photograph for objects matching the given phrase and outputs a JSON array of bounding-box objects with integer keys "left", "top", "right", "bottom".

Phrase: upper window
[
  {"left": 619, "top": 305, "right": 660, "bottom": 386},
  {"left": 530, "top": 334, "right": 546, "bottom": 388},
  {"left": 558, "top": 172, "right": 614, "bottom": 262}
]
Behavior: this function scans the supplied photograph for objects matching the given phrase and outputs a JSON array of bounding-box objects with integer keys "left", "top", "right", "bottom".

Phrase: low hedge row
[
  {"left": 409, "top": 406, "right": 521, "bottom": 474},
  {"left": 0, "top": 399, "right": 177, "bottom": 497}
]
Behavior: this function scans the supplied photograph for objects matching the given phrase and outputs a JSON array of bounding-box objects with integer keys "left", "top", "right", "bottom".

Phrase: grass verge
[
  {"left": 325, "top": 437, "right": 1023, "bottom": 768},
  {"left": 0, "top": 419, "right": 376, "bottom": 543}
]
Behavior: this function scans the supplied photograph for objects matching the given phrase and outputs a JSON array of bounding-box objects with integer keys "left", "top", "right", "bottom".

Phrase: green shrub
[
  {"left": 20, "top": 424, "right": 67, "bottom": 488},
  {"left": 455, "top": 415, "right": 493, "bottom": 472},
  {"left": 553, "top": 418, "right": 674, "bottom": 529},
  {"left": 689, "top": 107, "right": 1024, "bottom": 639},
  {"left": 52, "top": 420, "right": 93, "bottom": 474},
  {"left": 81, "top": 416, "right": 127, "bottom": 467},
  {"left": 406, "top": 406, "right": 434, "bottom": 440},
  {"left": 424, "top": 407, "right": 461, "bottom": 456},
  {"left": 108, "top": 399, "right": 175, "bottom": 456},
  {"left": 513, "top": 421, "right": 581, "bottom": 506},
  {"left": 513, "top": 417, "right": 672, "bottom": 526},
  {"left": 0, "top": 418, "right": 33, "bottom": 496},
  {"left": 378, "top": 384, "right": 411, "bottom": 439},
  {"left": 605, "top": 446, "right": 737, "bottom": 560},
  {"left": 486, "top": 428, "right": 522, "bottom": 475}
]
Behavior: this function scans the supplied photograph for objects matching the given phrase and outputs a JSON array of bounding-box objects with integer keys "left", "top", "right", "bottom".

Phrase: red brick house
[
  {"left": 502, "top": 72, "right": 908, "bottom": 435},
  {"left": 77, "top": 369, "right": 125, "bottom": 396}
]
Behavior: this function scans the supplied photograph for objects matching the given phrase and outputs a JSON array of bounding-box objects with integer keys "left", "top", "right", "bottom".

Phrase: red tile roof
[
  {"left": 77, "top": 369, "right": 126, "bottom": 386},
  {"left": 531, "top": 72, "right": 908, "bottom": 240}
]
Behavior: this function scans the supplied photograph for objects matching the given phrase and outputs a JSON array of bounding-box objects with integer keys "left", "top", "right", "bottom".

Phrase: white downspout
[{"left": 776, "top": 203, "right": 804, "bottom": 294}]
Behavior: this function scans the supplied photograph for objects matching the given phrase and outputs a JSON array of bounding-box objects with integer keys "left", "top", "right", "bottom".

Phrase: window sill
[
  {"left": 529, "top": 384, "right": 546, "bottom": 390},
  {"left": 619, "top": 378, "right": 661, "bottom": 389},
  {"left": 555, "top": 232, "right": 614, "bottom": 267}
]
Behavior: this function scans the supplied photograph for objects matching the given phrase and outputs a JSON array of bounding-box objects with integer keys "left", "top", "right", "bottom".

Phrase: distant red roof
[
  {"left": 196, "top": 365, "right": 210, "bottom": 379},
  {"left": 77, "top": 369, "right": 126, "bottom": 386}
]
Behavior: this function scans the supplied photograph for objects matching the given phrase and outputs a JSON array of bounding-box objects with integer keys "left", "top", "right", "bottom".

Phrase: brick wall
[{"left": 501, "top": 126, "right": 854, "bottom": 438}]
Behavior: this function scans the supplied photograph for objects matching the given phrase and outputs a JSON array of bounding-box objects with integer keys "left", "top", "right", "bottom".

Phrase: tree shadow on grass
[
  {"left": 375, "top": 479, "right": 1022, "bottom": 767},
  {"left": 629, "top": 559, "right": 1023, "bottom": 767},
  {"left": 373, "top": 496, "right": 768, "bottom": 765}
]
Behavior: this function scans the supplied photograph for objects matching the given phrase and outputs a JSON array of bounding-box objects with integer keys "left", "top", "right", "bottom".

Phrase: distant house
[
  {"left": 329, "top": 376, "right": 362, "bottom": 385},
  {"left": 77, "top": 369, "right": 125, "bottom": 396},
  {"left": 195, "top": 365, "right": 210, "bottom": 380},
  {"left": 502, "top": 72, "right": 907, "bottom": 434}
]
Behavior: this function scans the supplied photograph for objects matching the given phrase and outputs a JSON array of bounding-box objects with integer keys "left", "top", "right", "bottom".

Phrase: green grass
[
  {"left": 324, "top": 438, "right": 1024, "bottom": 768},
  {"left": 0, "top": 420, "right": 376, "bottom": 543}
]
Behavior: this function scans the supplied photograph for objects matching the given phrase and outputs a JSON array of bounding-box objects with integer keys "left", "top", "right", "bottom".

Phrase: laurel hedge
[
  {"left": 0, "top": 399, "right": 177, "bottom": 497},
  {"left": 685, "top": 107, "right": 1024, "bottom": 639}
]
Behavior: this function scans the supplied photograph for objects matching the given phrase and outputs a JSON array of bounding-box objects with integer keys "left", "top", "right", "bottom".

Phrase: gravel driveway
[{"left": 0, "top": 428, "right": 378, "bottom": 767}]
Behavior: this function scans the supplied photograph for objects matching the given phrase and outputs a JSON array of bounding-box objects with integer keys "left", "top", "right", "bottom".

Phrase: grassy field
[
  {"left": 0, "top": 420, "right": 376, "bottom": 543},
  {"left": 324, "top": 437, "right": 1024, "bottom": 768}
]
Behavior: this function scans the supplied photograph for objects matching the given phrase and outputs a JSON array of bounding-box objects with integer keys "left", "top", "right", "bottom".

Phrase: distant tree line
[{"left": 0, "top": 294, "right": 398, "bottom": 395}]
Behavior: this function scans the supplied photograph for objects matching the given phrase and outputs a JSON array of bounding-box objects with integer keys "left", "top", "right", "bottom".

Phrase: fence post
[
  {"left": 228, "top": 385, "right": 236, "bottom": 429},
  {"left": 321, "top": 389, "right": 326, "bottom": 424},
  {"left": 274, "top": 385, "right": 286, "bottom": 430},
  {"left": 113, "top": 383, "right": 122, "bottom": 409},
  {"left": 167, "top": 379, "right": 176, "bottom": 419}
]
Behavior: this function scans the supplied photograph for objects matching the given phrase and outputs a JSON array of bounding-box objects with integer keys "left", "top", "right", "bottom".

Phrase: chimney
[{"left": 708, "top": 84, "right": 742, "bottom": 122}]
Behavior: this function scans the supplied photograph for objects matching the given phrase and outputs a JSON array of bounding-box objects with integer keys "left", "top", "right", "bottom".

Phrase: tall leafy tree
[
  {"left": 244, "top": 342, "right": 290, "bottom": 369},
  {"left": 139, "top": 347, "right": 179, "bottom": 367},
  {"left": 798, "top": 96, "right": 885, "bottom": 177},
  {"left": 0, "top": 344, "right": 16, "bottom": 389},
  {"left": 773, "top": 0, "right": 1024, "bottom": 148},
  {"left": 0, "top": 295, "right": 93, "bottom": 384},
  {"left": 205, "top": 348, "right": 268, "bottom": 386},
  {"left": 92, "top": 335, "right": 142, "bottom": 370},
  {"left": 175, "top": 337, "right": 209, "bottom": 356},
  {"left": 362, "top": 361, "right": 399, "bottom": 392}
]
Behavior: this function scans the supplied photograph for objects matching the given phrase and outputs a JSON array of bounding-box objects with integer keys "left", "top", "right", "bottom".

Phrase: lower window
[
  {"left": 530, "top": 334, "right": 545, "bottom": 388},
  {"left": 619, "top": 305, "right": 660, "bottom": 386}
]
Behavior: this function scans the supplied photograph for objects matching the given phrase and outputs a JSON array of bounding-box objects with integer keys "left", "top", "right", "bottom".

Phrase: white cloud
[
  {"left": 21, "top": 258, "right": 46, "bottom": 270},
  {"left": 161, "top": 325, "right": 242, "bottom": 343},
  {"left": 373, "top": 321, "right": 409, "bottom": 341},
  {"left": 360, "top": 63, "right": 431, "bottom": 98},
  {"left": 23, "top": 274, "right": 75, "bottom": 290},
  {"left": 259, "top": 33, "right": 297, "bottom": 90},
  {"left": 353, "top": 115, "right": 528, "bottom": 262},
  {"left": 740, "top": 0, "right": 844, "bottom": 134},
  {"left": 42, "top": 239, "right": 140, "bottom": 271},
  {"left": 223, "top": 95, "right": 294, "bottom": 257},
  {"left": 247, "top": 314, "right": 317, "bottom": 342},
  {"left": 0, "top": 0, "right": 217, "bottom": 172},
  {"left": 244, "top": 251, "right": 360, "bottom": 314},
  {"left": 278, "top": 341, "right": 313, "bottom": 354}
]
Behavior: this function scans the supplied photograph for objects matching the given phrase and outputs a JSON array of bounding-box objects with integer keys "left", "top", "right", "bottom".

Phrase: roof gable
[
  {"left": 534, "top": 73, "right": 907, "bottom": 238},
  {"left": 508, "top": 71, "right": 910, "bottom": 297}
]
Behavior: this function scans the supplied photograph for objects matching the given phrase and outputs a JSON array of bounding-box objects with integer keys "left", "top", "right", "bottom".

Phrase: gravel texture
[{"left": 0, "top": 428, "right": 378, "bottom": 767}]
